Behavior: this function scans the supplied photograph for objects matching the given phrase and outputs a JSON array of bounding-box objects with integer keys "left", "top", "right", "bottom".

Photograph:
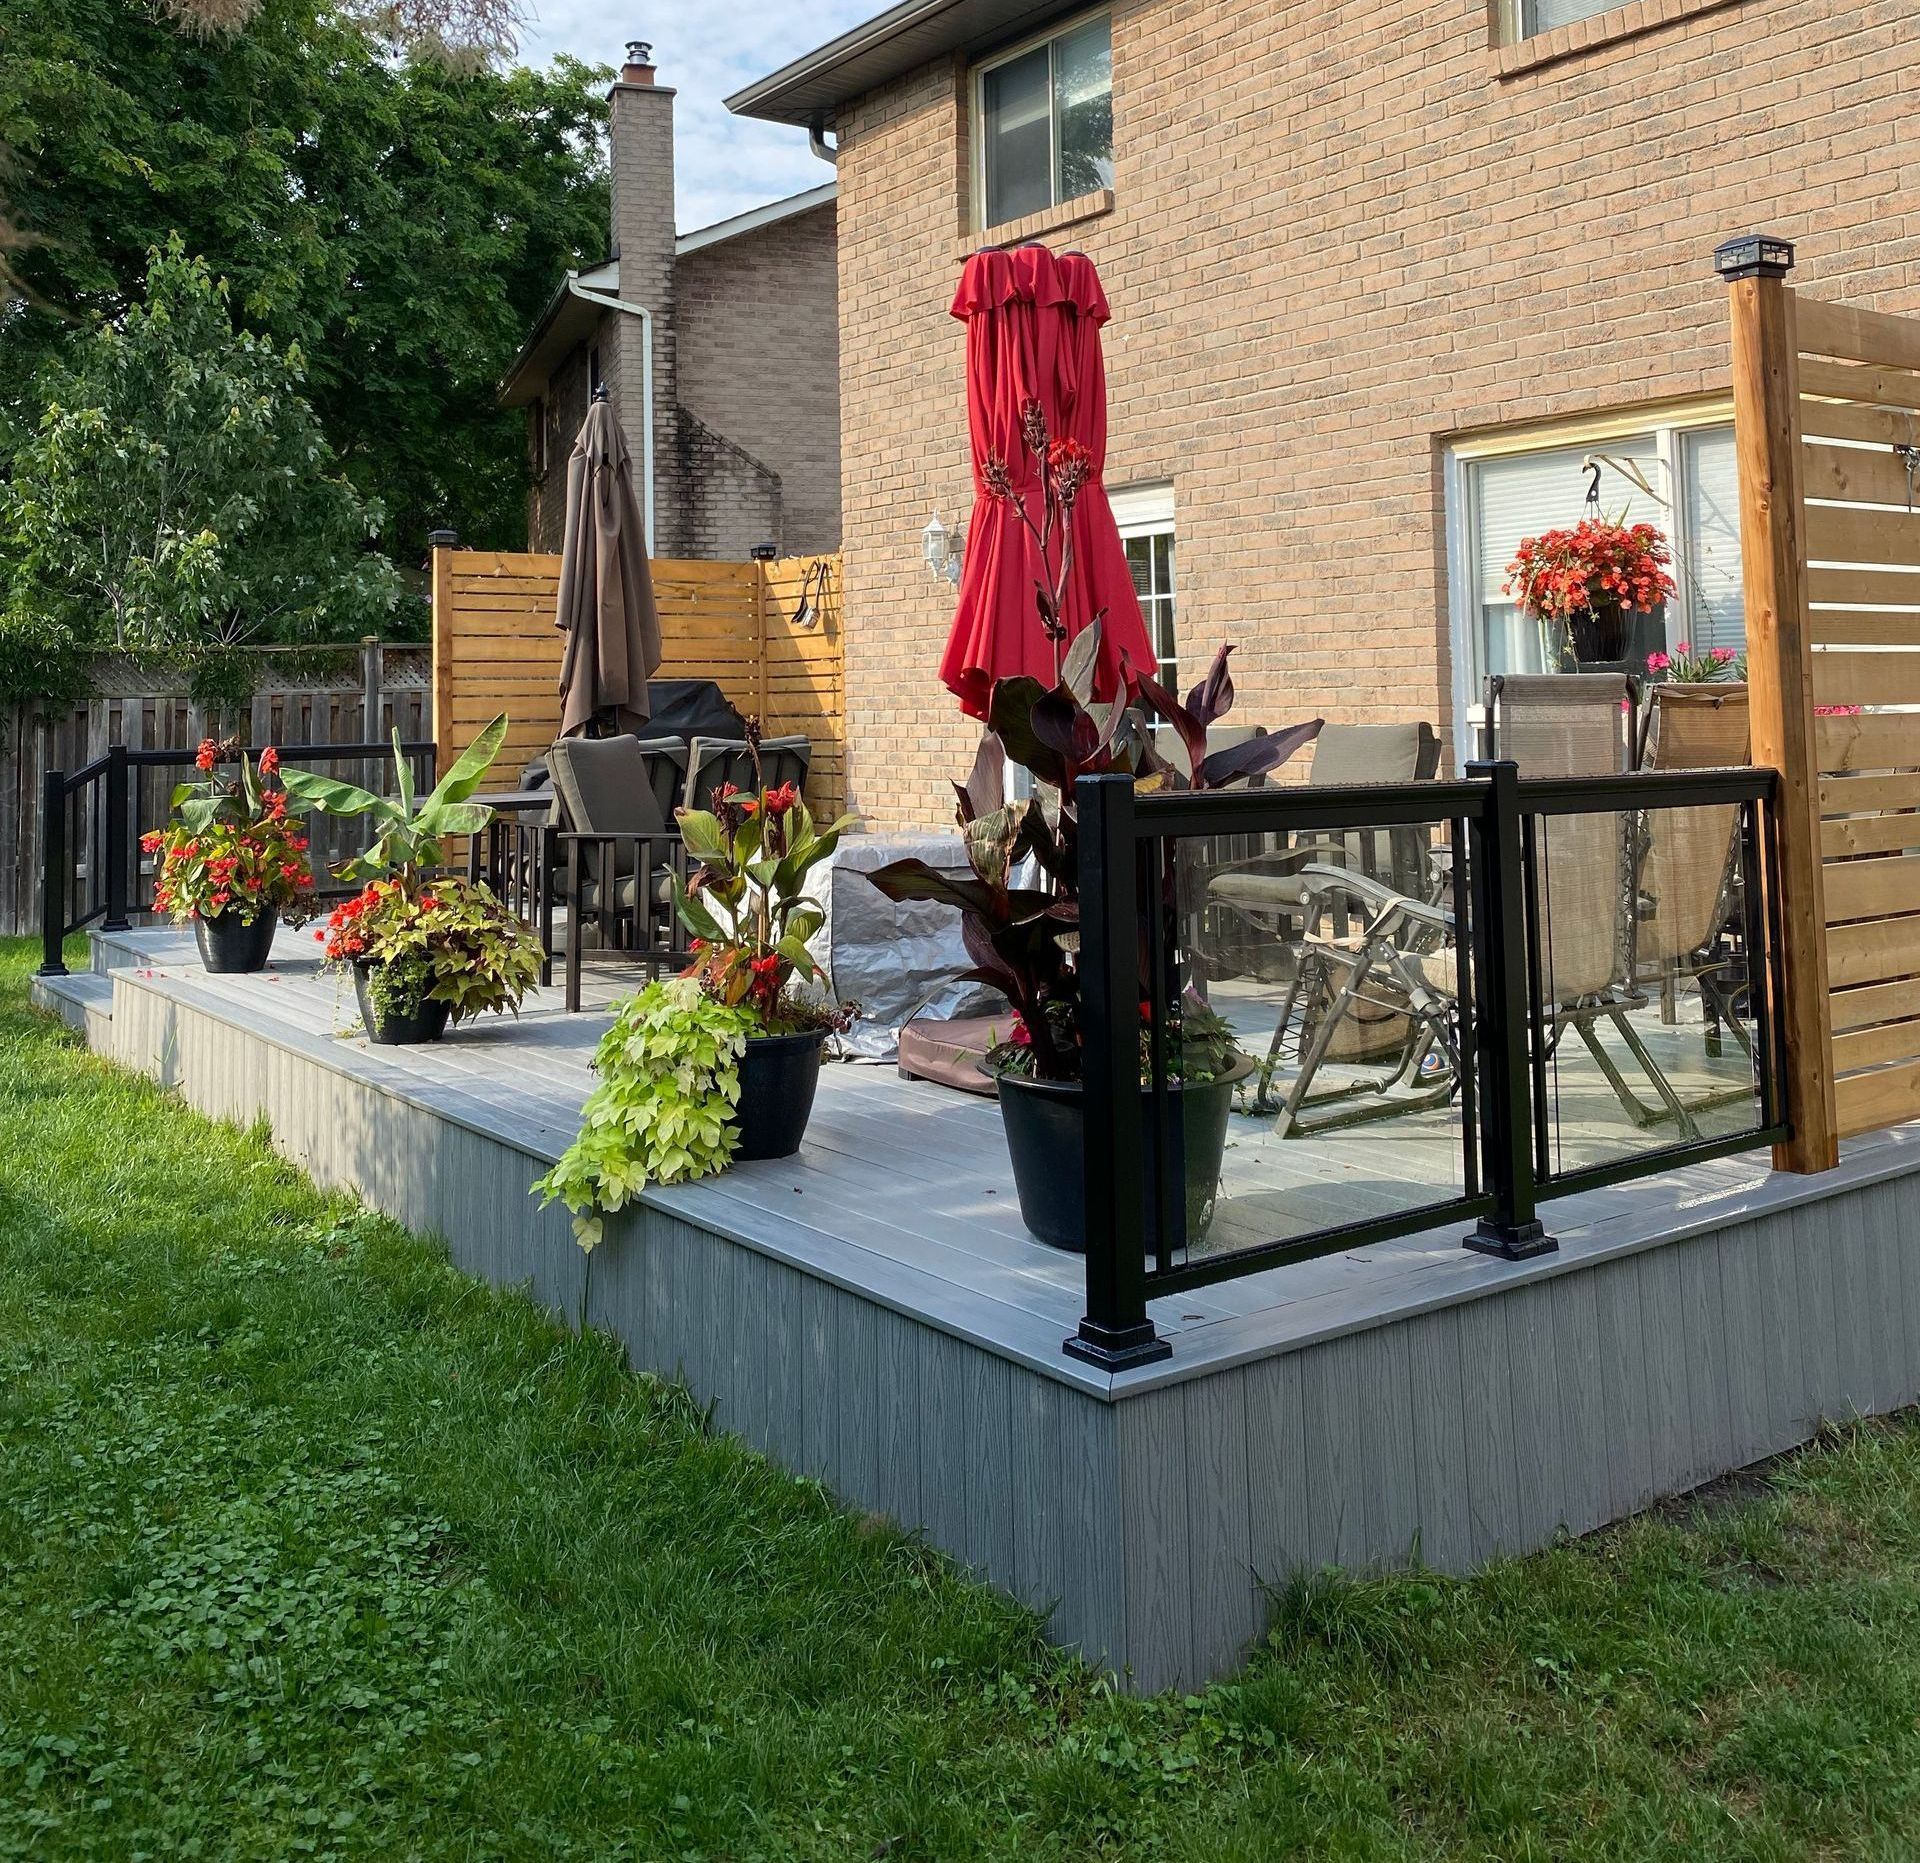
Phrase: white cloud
[{"left": 513, "top": 1, "right": 879, "bottom": 231}]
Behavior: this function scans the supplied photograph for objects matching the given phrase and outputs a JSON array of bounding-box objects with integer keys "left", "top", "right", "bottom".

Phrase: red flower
[
  {"left": 195, "top": 738, "right": 220, "bottom": 773},
  {"left": 418, "top": 894, "right": 438, "bottom": 911},
  {"left": 1007, "top": 1015, "right": 1033, "bottom": 1049},
  {"left": 258, "top": 745, "right": 280, "bottom": 776},
  {"left": 764, "top": 782, "right": 800, "bottom": 819},
  {"left": 140, "top": 830, "right": 164, "bottom": 853},
  {"left": 1046, "top": 438, "right": 1095, "bottom": 502},
  {"left": 749, "top": 954, "right": 781, "bottom": 978}
]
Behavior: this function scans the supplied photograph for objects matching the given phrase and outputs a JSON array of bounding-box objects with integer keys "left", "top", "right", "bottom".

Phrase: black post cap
[
  {"left": 749, "top": 541, "right": 778, "bottom": 562},
  {"left": 426, "top": 528, "right": 460, "bottom": 550},
  {"left": 1715, "top": 234, "right": 1795, "bottom": 281}
]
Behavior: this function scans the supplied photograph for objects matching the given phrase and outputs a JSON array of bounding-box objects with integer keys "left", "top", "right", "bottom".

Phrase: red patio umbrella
[{"left": 938, "top": 246, "right": 1155, "bottom": 721}]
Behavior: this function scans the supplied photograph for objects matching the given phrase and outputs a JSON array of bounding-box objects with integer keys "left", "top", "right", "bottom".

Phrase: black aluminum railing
[
  {"left": 37, "top": 740, "right": 434, "bottom": 977},
  {"left": 1068, "top": 761, "right": 1789, "bottom": 1369}
]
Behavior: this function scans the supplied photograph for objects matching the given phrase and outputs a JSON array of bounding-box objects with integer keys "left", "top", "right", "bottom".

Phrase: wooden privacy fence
[
  {"left": 430, "top": 547, "right": 846, "bottom": 813},
  {"left": 1, "top": 643, "right": 429, "bottom": 938},
  {"left": 1723, "top": 234, "right": 1920, "bottom": 1167}
]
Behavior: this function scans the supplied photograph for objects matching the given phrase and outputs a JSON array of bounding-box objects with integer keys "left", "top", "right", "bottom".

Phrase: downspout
[
  {"left": 808, "top": 112, "right": 839, "bottom": 166},
  {"left": 567, "top": 278, "right": 657, "bottom": 552}
]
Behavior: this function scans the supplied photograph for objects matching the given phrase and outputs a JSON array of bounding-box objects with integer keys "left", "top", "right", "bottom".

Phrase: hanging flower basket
[{"left": 1506, "top": 518, "right": 1676, "bottom": 668}]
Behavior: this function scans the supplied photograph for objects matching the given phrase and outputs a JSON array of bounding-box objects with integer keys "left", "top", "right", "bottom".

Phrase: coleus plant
[{"left": 868, "top": 622, "right": 1321, "bottom": 1081}]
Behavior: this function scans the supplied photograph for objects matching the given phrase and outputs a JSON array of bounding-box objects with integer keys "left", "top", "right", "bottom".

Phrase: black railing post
[
  {"left": 1065, "top": 774, "right": 1171, "bottom": 1371},
  {"left": 38, "top": 766, "right": 68, "bottom": 976},
  {"left": 1463, "top": 759, "right": 1556, "bottom": 1260},
  {"left": 103, "top": 744, "right": 131, "bottom": 932}
]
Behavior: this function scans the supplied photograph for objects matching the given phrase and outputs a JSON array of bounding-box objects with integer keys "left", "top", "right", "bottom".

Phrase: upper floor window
[
  {"left": 1499, "top": 0, "right": 1617, "bottom": 38},
  {"left": 974, "top": 12, "right": 1112, "bottom": 231}
]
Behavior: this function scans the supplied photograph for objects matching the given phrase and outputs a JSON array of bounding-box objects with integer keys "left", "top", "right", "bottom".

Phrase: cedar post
[{"left": 1718, "top": 234, "right": 1839, "bottom": 1174}]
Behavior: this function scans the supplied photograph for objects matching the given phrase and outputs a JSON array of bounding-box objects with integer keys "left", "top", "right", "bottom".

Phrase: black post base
[
  {"left": 35, "top": 957, "right": 68, "bottom": 979},
  {"left": 1064, "top": 1323, "right": 1173, "bottom": 1371},
  {"left": 1464, "top": 1217, "right": 1558, "bottom": 1261}
]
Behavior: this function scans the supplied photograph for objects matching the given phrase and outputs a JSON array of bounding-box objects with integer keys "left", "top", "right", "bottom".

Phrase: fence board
[
  {"left": 1831, "top": 976, "right": 1920, "bottom": 1032},
  {"left": 1800, "top": 357, "right": 1920, "bottom": 414},
  {"left": 1815, "top": 711, "right": 1920, "bottom": 772},
  {"left": 1802, "top": 444, "right": 1920, "bottom": 509},
  {"left": 1796, "top": 296, "right": 1920, "bottom": 374},
  {"left": 1813, "top": 651, "right": 1920, "bottom": 708},
  {"left": 1805, "top": 502, "right": 1920, "bottom": 569},
  {"left": 1827, "top": 915, "right": 1920, "bottom": 989},
  {"left": 1837, "top": 1059, "right": 1920, "bottom": 1139},
  {"left": 1822, "top": 855, "right": 1920, "bottom": 924}
]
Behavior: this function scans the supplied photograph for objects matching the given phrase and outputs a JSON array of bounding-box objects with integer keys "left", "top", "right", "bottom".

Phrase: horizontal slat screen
[
  {"left": 1796, "top": 299, "right": 1920, "bottom": 1139},
  {"left": 432, "top": 548, "right": 845, "bottom": 817}
]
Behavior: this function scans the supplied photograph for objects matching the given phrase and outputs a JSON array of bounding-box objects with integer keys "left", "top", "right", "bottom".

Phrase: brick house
[
  {"left": 730, "top": 0, "right": 1917, "bottom": 826},
  {"left": 502, "top": 43, "right": 841, "bottom": 561}
]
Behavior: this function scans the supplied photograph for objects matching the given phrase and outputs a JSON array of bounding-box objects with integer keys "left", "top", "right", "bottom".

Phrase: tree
[
  {"left": 1, "top": 240, "right": 400, "bottom": 707},
  {"left": 0, "top": 0, "right": 608, "bottom": 555}
]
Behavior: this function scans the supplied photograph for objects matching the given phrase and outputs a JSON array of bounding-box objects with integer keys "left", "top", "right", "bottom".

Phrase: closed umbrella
[
  {"left": 557, "top": 390, "right": 662, "bottom": 738},
  {"left": 938, "top": 245, "right": 1154, "bottom": 720}
]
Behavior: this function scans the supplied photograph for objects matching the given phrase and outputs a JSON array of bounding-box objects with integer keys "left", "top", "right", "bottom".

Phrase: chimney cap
[{"left": 620, "top": 39, "right": 655, "bottom": 80}]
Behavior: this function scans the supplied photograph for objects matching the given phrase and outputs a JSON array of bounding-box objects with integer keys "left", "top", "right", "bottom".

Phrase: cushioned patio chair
[
  {"left": 682, "top": 735, "right": 812, "bottom": 813},
  {"left": 1634, "top": 683, "right": 1754, "bottom": 1086},
  {"left": 547, "top": 736, "right": 689, "bottom": 1012}
]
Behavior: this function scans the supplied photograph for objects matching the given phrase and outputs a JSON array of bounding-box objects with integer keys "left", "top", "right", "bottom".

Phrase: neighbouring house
[
  {"left": 502, "top": 42, "right": 841, "bottom": 562},
  {"left": 729, "top": 0, "right": 1916, "bottom": 825}
]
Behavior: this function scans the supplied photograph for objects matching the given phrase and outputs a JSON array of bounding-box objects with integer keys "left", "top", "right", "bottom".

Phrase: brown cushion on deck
[
  {"left": 548, "top": 737, "right": 671, "bottom": 881},
  {"left": 897, "top": 1014, "right": 1006, "bottom": 1098}
]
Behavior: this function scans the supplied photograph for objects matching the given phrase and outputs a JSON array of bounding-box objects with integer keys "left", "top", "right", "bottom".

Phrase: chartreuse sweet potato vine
[{"left": 534, "top": 978, "right": 759, "bottom": 1249}]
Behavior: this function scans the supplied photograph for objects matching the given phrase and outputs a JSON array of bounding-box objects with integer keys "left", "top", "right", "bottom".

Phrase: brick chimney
[{"left": 607, "top": 39, "right": 678, "bottom": 552}]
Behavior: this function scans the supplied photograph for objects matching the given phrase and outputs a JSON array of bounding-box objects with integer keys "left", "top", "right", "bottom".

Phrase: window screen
[{"left": 977, "top": 15, "right": 1113, "bottom": 231}]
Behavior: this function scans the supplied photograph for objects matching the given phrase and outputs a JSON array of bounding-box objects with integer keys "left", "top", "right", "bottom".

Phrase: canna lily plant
[
  {"left": 867, "top": 623, "right": 1321, "bottom": 1081},
  {"left": 671, "top": 736, "right": 861, "bottom": 1030}
]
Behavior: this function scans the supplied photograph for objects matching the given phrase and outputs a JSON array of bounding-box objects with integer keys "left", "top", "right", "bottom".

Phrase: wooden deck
[{"left": 40, "top": 925, "right": 1920, "bottom": 1692}]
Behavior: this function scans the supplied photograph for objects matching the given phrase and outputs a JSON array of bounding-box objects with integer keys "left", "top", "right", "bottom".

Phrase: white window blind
[
  {"left": 1679, "top": 426, "right": 1746, "bottom": 654},
  {"left": 1521, "top": 0, "right": 1616, "bottom": 34}
]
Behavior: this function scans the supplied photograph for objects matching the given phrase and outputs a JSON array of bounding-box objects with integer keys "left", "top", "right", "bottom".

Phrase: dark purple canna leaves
[{"left": 1197, "top": 717, "right": 1324, "bottom": 789}]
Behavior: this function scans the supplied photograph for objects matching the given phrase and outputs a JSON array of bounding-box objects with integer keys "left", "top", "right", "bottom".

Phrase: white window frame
[
  {"left": 970, "top": 7, "right": 1112, "bottom": 234},
  {"left": 1497, "top": 0, "right": 1618, "bottom": 42},
  {"left": 1112, "top": 481, "right": 1176, "bottom": 692},
  {"left": 1443, "top": 402, "right": 1736, "bottom": 765}
]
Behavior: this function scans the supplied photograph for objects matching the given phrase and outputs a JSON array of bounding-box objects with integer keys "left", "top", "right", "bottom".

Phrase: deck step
[
  {"left": 91, "top": 924, "right": 189, "bottom": 975},
  {"left": 30, "top": 970, "right": 115, "bottom": 1042}
]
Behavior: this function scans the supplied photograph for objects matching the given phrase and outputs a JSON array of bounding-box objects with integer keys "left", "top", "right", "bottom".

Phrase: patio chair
[
  {"left": 1200, "top": 722, "right": 1444, "bottom": 1119},
  {"left": 1635, "top": 683, "right": 1754, "bottom": 1075},
  {"left": 683, "top": 735, "right": 812, "bottom": 813},
  {"left": 1269, "top": 674, "right": 1702, "bottom": 1139},
  {"left": 547, "top": 736, "right": 689, "bottom": 1012}
]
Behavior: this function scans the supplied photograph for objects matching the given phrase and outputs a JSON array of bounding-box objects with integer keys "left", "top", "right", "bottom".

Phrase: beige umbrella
[{"left": 556, "top": 389, "right": 663, "bottom": 738}]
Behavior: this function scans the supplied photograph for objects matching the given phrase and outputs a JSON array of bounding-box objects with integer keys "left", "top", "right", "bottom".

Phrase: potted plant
[
  {"left": 671, "top": 729, "right": 860, "bottom": 1159},
  {"left": 145, "top": 738, "right": 315, "bottom": 972},
  {"left": 1646, "top": 642, "right": 1741, "bottom": 683},
  {"left": 283, "top": 715, "right": 542, "bottom": 1044},
  {"left": 533, "top": 741, "right": 858, "bottom": 1249},
  {"left": 867, "top": 628, "right": 1320, "bottom": 1252},
  {"left": 1506, "top": 517, "right": 1676, "bottom": 665}
]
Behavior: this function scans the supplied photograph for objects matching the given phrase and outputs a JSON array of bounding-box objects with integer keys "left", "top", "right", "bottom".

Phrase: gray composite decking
[{"left": 43, "top": 925, "right": 1920, "bottom": 1692}]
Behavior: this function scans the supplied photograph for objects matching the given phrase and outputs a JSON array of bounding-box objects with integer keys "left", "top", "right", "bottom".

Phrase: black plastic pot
[
  {"left": 352, "top": 961, "right": 451, "bottom": 1046},
  {"left": 995, "top": 1062, "right": 1250, "bottom": 1254},
  {"left": 195, "top": 907, "right": 278, "bottom": 974},
  {"left": 1568, "top": 601, "right": 1627, "bottom": 663},
  {"left": 733, "top": 1027, "right": 827, "bottom": 1161}
]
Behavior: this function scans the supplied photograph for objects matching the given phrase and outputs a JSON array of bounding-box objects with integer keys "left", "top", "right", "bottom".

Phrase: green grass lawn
[{"left": 4, "top": 936, "right": 1920, "bottom": 1859}]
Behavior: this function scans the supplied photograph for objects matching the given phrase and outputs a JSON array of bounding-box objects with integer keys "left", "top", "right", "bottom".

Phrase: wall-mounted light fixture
[{"left": 922, "top": 511, "right": 965, "bottom": 586}]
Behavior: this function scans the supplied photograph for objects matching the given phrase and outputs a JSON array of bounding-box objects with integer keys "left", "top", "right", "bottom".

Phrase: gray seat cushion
[
  {"left": 1307, "top": 721, "right": 1440, "bottom": 787},
  {"left": 548, "top": 737, "right": 672, "bottom": 882}
]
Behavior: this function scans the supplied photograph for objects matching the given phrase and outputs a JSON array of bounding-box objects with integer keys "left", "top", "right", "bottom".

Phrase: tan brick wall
[
  {"left": 677, "top": 201, "right": 843, "bottom": 557},
  {"left": 833, "top": 0, "right": 1920, "bottom": 827}
]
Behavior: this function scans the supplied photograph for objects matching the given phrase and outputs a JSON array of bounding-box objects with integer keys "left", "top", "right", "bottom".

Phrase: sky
[{"left": 513, "top": 2, "right": 880, "bottom": 232}]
